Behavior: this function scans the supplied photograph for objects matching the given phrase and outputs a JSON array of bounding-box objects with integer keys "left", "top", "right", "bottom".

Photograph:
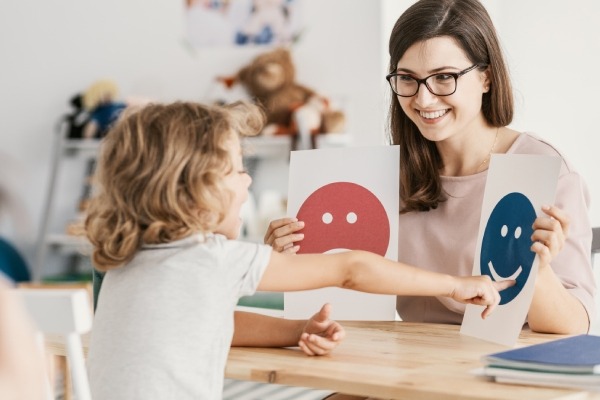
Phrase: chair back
[{"left": 15, "top": 288, "right": 93, "bottom": 400}]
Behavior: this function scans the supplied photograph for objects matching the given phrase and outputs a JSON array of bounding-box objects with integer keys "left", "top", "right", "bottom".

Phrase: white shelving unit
[{"left": 33, "top": 129, "right": 101, "bottom": 281}]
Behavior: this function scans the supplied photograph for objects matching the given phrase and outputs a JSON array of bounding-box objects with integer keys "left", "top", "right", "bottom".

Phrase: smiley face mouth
[{"left": 488, "top": 261, "right": 522, "bottom": 281}]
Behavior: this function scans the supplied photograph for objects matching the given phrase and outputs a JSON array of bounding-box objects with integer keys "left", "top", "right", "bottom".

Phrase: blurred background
[{"left": 0, "top": 0, "right": 598, "bottom": 282}]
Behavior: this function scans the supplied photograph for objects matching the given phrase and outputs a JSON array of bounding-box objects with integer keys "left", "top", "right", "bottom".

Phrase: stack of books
[{"left": 478, "top": 334, "right": 600, "bottom": 391}]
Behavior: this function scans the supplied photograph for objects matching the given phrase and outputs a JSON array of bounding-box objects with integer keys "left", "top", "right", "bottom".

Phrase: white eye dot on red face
[
  {"left": 322, "top": 212, "right": 333, "bottom": 224},
  {"left": 514, "top": 226, "right": 522, "bottom": 239},
  {"left": 501, "top": 225, "right": 508, "bottom": 237},
  {"left": 346, "top": 212, "right": 357, "bottom": 224}
]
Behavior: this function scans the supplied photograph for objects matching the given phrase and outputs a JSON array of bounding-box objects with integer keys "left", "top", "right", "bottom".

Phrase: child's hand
[
  {"left": 298, "top": 303, "right": 345, "bottom": 356},
  {"left": 264, "top": 217, "right": 305, "bottom": 254},
  {"left": 531, "top": 205, "right": 569, "bottom": 269},
  {"left": 450, "top": 276, "right": 515, "bottom": 319}
]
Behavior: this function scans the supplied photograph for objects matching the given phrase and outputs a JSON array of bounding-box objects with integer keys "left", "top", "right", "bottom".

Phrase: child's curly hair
[{"left": 85, "top": 101, "right": 265, "bottom": 271}]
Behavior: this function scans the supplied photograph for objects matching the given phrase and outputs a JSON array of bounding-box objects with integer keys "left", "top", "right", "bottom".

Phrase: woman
[
  {"left": 267, "top": 0, "right": 595, "bottom": 336},
  {"left": 266, "top": 3, "right": 595, "bottom": 399}
]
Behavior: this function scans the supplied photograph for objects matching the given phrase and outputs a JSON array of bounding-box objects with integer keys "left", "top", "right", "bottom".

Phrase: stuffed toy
[
  {"left": 232, "top": 47, "right": 345, "bottom": 149},
  {"left": 59, "top": 94, "right": 90, "bottom": 139},
  {"left": 82, "top": 79, "right": 127, "bottom": 139}
]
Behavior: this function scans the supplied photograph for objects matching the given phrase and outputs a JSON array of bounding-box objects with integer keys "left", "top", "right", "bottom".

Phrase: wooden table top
[
  {"left": 225, "top": 321, "right": 600, "bottom": 400},
  {"left": 46, "top": 320, "right": 600, "bottom": 399}
]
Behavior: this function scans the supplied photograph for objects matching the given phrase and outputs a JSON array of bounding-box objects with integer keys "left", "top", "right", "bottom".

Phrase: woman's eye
[
  {"left": 434, "top": 74, "right": 454, "bottom": 82},
  {"left": 397, "top": 74, "right": 415, "bottom": 82}
]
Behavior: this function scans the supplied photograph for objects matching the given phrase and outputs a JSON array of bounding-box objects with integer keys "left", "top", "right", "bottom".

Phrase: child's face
[{"left": 216, "top": 134, "right": 252, "bottom": 239}]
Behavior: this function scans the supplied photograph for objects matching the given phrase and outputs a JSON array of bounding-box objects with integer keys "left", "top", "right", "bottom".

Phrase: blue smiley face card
[{"left": 460, "top": 154, "right": 561, "bottom": 347}]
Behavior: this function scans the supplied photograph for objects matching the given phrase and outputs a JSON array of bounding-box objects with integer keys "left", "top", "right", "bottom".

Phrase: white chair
[{"left": 14, "top": 288, "right": 93, "bottom": 400}]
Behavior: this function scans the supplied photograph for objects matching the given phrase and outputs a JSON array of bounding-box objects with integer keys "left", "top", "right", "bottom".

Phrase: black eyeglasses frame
[{"left": 385, "top": 63, "right": 487, "bottom": 97}]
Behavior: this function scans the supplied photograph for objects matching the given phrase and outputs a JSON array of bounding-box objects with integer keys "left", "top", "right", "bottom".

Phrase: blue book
[{"left": 484, "top": 334, "right": 600, "bottom": 374}]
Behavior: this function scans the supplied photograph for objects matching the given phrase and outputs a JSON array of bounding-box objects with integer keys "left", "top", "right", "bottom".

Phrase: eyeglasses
[{"left": 385, "top": 64, "right": 486, "bottom": 97}]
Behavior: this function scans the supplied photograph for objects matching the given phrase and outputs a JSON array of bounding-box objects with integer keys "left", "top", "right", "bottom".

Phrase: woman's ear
[{"left": 482, "top": 67, "right": 492, "bottom": 93}]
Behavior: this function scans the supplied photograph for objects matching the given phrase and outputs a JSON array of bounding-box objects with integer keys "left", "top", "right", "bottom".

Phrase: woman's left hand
[{"left": 530, "top": 205, "right": 570, "bottom": 268}]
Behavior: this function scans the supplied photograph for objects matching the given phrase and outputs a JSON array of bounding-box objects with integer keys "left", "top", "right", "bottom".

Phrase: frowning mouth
[{"left": 488, "top": 261, "right": 522, "bottom": 281}]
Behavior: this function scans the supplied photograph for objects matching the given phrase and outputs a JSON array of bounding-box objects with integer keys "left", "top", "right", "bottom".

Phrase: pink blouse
[{"left": 397, "top": 132, "right": 596, "bottom": 326}]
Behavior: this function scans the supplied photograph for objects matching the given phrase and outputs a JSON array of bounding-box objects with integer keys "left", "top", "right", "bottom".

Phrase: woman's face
[
  {"left": 393, "top": 36, "right": 490, "bottom": 143},
  {"left": 217, "top": 134, "right": 252, "bottom": 239}
]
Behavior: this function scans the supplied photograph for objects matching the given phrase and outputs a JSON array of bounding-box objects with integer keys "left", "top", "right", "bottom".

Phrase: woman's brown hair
[
  {"left": 85, "top": 101, "right": 264, "bottom": 271},
  {"left": 387, "top": 0, "right": 514, "bottom": 212}
]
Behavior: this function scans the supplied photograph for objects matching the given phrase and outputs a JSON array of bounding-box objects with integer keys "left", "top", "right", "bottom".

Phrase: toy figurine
[{"left": 82, "top": 79, "right": 127, "bottom": 139}]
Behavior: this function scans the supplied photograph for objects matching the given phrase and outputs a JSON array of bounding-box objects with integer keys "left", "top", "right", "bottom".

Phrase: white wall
[
  {"left": 1, "top": 0, "right": 598, "bottom": 270},
  {"left": 493, "top": 0, "right": 600, "bottom": 227},
  {"left": 0, "top": 0, "right": 385, "bottom": 267}
]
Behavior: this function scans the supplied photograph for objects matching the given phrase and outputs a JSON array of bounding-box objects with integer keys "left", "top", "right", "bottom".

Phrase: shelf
[
  {"left": 61, "top": 138, "right": 102, "bottom": 156},
  {"left": 243, "top": 133, "right": 350, "bottom": 158},
  {"left": 46, "top": 233, "right": 92, "bottom": 254},
  {"left": 243, "top": 136, "right": 292, "bottom": 159}
]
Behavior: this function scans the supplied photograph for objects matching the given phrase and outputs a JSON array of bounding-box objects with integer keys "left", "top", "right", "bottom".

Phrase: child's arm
[
  {"left": 259, "top": 250, "right": 513, "bottom": 318},
  {"left": 232, "top": 303, "right": 344, "bottom": 356}
]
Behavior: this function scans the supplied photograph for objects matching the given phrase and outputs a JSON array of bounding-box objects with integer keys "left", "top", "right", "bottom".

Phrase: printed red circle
[{"left": 296, "top": 182, "right": 390, "bottom": 256}]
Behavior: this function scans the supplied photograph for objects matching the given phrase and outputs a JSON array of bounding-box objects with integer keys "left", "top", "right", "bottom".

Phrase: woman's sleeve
[{"left": 552, "top": 168, "right": 596, "bottom": 323}]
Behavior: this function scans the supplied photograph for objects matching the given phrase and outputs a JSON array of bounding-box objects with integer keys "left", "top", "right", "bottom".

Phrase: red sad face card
[{"left": 285, "top": 146, "right": 399, "bottom": 321}]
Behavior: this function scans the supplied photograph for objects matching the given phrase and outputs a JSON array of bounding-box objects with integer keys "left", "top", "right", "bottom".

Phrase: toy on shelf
[
  {"left": 216, "top": 47, "right": 346, "bottom": 150},
  {"left": 82, "top": 79, "right": 127, "bottom": 139},
  {"left": 59, "top": 94, "right": 90, "bottom": 140}
]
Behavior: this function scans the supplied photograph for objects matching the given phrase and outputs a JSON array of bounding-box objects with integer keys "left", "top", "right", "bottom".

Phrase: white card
[
  {"left": 284, "top": 146, "right": 399, "bottom": 320},
  {"left": 460, "top": 154, "right": 561, "bottom": 346}
]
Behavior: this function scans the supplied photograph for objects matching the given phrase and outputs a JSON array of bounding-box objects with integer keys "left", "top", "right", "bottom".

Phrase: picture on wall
[{"left": 185, "top": 0, "right": 303, "bottom": 48}]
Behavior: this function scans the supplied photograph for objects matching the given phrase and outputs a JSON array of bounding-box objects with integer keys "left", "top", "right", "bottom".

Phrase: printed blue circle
[{"left": 480, "top": 192, "right": 536, "bottom": 305}]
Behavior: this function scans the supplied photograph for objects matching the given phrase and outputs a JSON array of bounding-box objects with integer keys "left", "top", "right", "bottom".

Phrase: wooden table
[
  {"left": 226, "top": 321, "right": 600, "bottom": 400},
  {"left": 46, "top": 321, "right": 600, "bottom": 400}
]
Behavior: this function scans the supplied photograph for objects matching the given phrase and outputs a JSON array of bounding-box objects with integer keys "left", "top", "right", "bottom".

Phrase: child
[{"left": 85, "top": 100, "right": 511, "bottom": 400}]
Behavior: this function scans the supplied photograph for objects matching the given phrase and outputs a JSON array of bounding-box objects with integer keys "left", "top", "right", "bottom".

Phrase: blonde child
[{"left": 85, "top": 100, "right": 511, "bottom": 400}]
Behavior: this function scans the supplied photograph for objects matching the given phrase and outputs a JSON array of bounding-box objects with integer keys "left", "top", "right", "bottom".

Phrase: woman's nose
[{"left": 414, "top": 83, "right": 438, "bottom": 107}]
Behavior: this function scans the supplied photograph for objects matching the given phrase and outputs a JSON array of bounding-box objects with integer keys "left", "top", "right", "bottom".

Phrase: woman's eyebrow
[{"left": 395, "top": 65, "right": 460, "bottom": 74}]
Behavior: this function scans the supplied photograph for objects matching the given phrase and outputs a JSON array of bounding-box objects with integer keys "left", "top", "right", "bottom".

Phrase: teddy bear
[{"left": 233, "top": 47, "right": 345, "bottom": 150}]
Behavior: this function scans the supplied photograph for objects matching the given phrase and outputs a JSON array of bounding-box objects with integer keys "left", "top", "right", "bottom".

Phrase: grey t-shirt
[{"left": 88, "top": 233, "right": 272, "bottom": 400}]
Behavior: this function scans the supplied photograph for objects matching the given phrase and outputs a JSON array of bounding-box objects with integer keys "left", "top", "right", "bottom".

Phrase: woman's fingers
[{"left": 264, "top": 218, "right": 305, "bottom": 252}]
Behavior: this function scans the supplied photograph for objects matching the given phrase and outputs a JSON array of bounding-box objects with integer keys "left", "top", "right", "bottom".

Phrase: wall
[
  {"left": 0, "top": 0, "right": 385, "bottom": 268},
  {"left": 1, "top": 0, "right": 598, "bottom": 271},
  {"left": 495, "top": 0, "right": 600, "bottom": 226}
]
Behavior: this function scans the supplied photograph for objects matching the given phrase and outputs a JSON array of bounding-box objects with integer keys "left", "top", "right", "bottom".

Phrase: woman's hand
[
  {"left": 264, "top": 217, "right": 305, "bottom": 253},
  {"left": 530, "top": 205, "right": 570, "bottom": 269},
  {"left": 298, "top": 303, "right": 345, "bottom": 356},
  {"left": 450, "top": 275, "right": 515, "bottom": 319}
]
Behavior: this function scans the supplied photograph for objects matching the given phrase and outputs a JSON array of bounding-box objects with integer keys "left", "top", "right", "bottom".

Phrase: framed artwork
[{"left": 185, "top": 0, "right": 302, "bottom": 47}]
